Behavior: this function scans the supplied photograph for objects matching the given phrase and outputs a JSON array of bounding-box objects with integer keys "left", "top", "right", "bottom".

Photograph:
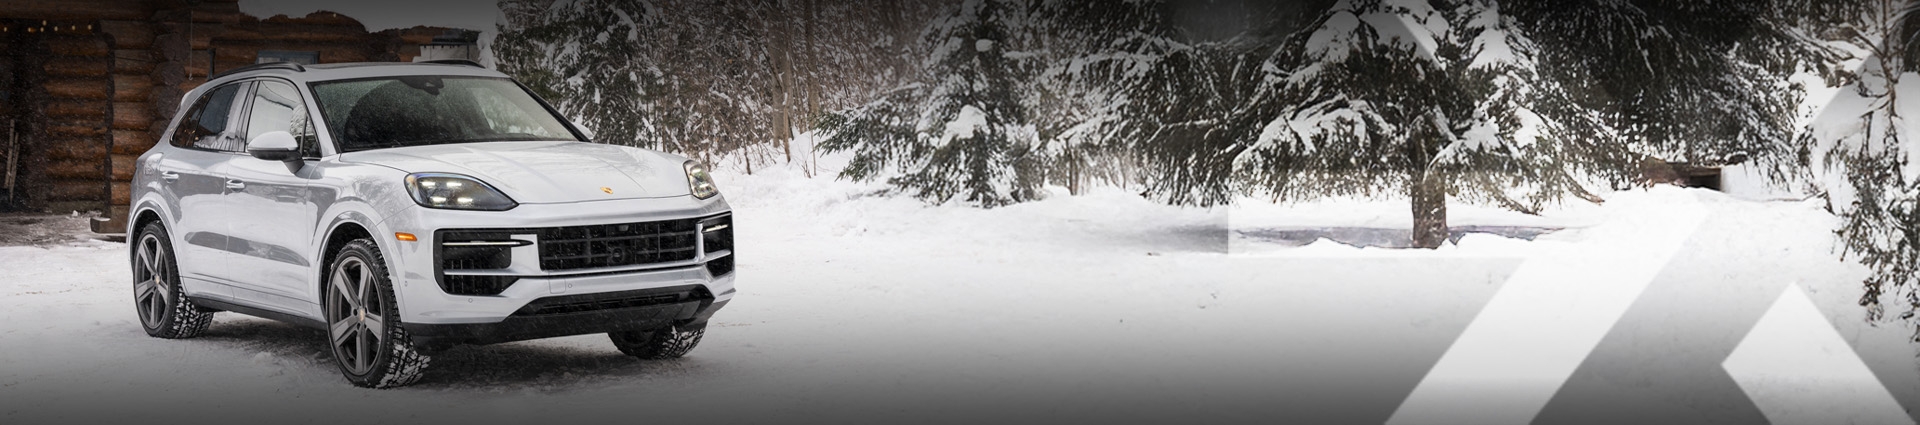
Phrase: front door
[{"left": 221, "top": 79, "right": 324, "bottom": 317}]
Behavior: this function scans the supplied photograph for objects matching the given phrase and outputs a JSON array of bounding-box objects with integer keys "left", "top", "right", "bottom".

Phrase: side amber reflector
[{"left": 395, "top": 232, "right": 417, "bottom": 242}]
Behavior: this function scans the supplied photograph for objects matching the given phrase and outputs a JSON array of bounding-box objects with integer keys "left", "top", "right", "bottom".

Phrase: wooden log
[
  {"left": 212, "top": 45, "right": 257, "bottom": 63},
  {"left": 112, "top": 105, "right": 152, "bottom": 131},
  {"left": 111, "top": 181, "right": 132, "bottom": 204},
  {"left": 189, "top": 27, "right": 214, "bottom": 50},
  {"left": 319, "top": 49, "right": 370, "bottom": 63},
  {"left": 208, "top": 40, "right": 378, "bottom": 63},
  {"left": 113, "top": 49, "right": 155, "bottom": 74},
  {"left": 99, "top": 21, "right": 155, "bottom": 49},
  {"left": 151, "top": 86, "right": 184, "bottom": 120},
  {"left": 45, "top": 100, "right": 108, "bottom": 119},
  {"left": 155, "top": 33, "right": 190, "bottom": 62},
  {"left": 47, "top": 180, "right": 106, "bottom": 202},
  {"left": 47, "top": 124, "right": 104, "bottom": 138},
  {"left": 48, "top": 159, "right": 103, "bottom": 179},
  {"left": 46, "top": 36, "right": 109, "bottom": 57},
  {"left": 112, "top": 154, "right": 137, "bottom": 180},
  {"left": 44, "top": 135, "right": 107, "bottom": 159},
  {"left": 44, "top": 57, "right": 109, "bottom": 77},
  {"left": 113, "top": 76, "right": 151, "bottom": 102},
  {"left": 47, "top": 78, "right": 110, "bottom": 101},
  {"left": 113, "top": 130, "right": 156, "bottom": 155},
  {"left": 244, "top": 24, "right": 382, "bottom": 44}
]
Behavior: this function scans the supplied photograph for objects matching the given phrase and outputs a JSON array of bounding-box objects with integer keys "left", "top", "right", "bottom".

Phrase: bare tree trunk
[
  {"left": 771, "top": 1, "right": 795, "bottom": 163},
  {"left": 1068, "top": 150, "right": 1080, "bottom": 195},
  {"left": 1410, "top": 172, "right": 1448, "bottom": 249},
  {"left": 803, "top": 0, "right": 822, "bottom": 116},
  {"left": 884, "top": 0, "right": 910, "bottom": 82}
]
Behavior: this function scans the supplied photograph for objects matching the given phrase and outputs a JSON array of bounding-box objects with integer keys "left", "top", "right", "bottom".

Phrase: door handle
[
  {"left": 159, "top": 171, "right": 179, "bottom": 182},
  {"left": 224, "top": 180, "right": 246, "bottom": 191}
]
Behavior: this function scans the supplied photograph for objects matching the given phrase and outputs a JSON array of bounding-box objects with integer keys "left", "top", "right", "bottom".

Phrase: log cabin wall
[{"left": 0, "top": 0, "right": 466, "bottom": 232}]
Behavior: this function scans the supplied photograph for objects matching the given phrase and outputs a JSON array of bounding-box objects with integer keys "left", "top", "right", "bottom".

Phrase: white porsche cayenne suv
[{"left": 127, "top": 61, "right": 734, "bottom": 388}]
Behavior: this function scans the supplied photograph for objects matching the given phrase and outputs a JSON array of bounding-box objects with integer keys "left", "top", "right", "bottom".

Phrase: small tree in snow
[{"left": 818, "top": 0, "right": 1044, "bottom": 207}]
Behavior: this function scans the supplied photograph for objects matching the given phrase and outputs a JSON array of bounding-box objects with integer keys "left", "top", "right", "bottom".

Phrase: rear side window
[
  {"left": 171, "top": 83, "right": 247, "bottom": 152},
  {"left": 244, "top": 80, "right": 320, "bottom": 157}
]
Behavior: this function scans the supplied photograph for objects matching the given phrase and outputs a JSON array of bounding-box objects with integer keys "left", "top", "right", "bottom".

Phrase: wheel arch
[
  {"left": 129, "top": 201, "right": 171, "bottom": 243},
  {"left": 315, "top": 217, "right": 384, "bottom": 302},
  {"left": 130, "top": 207, "right": 165, "bottom": 236}
]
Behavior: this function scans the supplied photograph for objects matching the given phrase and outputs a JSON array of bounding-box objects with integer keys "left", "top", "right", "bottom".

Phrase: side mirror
[{"left": 246, "top": 131, "right": 302, "bottom": 162}]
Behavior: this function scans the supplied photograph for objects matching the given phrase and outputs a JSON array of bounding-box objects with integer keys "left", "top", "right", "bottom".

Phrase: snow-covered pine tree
[
  {"left": 818, "top": 0, "right": 1044, "bottom": 207},
  {"left": 1505, "top": 0, "right": 1801, "bottom": 177},
  {"left": 1238, "top": 0, "right": 1611, "bottom": 248},
  {"left": 495, "top": 0, "right": 665, "bottom": 148},
  {"left": 1797, "top": 0, "right": 1920, "bottom": 335},
  {"left": 1030, "top": 0, "right": 1262, "bottom": 203},
  {"left": 1026, "top": 0, "right": 1169, "bottom": 195},
  {"left": 498, "top": 0, "right": 933, "bottom": 165}
]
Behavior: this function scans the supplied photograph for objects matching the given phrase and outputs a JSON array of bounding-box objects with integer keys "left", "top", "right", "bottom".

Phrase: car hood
[{"left": 339, "top": 141, "right": 692, "bottom": 204}]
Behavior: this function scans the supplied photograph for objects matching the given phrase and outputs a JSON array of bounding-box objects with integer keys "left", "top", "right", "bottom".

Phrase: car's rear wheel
[
  {"left": 609, "top": 323, "right": 706, "bottom": 359},
  {"left": 132, "top": 222, "right": 212, "bottom": 338},
  {"left": 324, "top": 239, "right": 429, "bottom": 388}
]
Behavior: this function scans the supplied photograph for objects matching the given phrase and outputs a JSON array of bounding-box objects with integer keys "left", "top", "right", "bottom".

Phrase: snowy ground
[{"left": 2, "top": 168, "right": 1917, "bottom": 424}]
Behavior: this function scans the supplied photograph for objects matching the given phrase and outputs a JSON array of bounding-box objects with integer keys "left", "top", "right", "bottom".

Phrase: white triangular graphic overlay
[
  {"left": 1386, "top": 206, "right": 1706, "bottom": 425},
  {"left": 1722, "top": 282, "right": 1914, "bottom": 425}
]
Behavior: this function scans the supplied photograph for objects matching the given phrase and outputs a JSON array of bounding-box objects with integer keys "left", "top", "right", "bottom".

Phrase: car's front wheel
[
  {"left": 132, "top": 222, "right": 213, "bottom": 338},
  {"left": 609, "top": 323, "right": 706, "bottom": 359},
  {"left": 324, "top": 239, "right": 430, "bottom": 388}
]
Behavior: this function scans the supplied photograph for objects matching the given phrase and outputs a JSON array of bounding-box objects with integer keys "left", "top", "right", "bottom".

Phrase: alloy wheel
[
  {"left": 326, "top": 256, "right": 387, "bottom": 376},
  {"left": 133, "top": 234, "right": 172, "bottom": 328}
]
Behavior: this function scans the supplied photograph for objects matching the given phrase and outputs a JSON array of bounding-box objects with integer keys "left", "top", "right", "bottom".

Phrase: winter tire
[
  {"left": 325, "top": 239, "right": 430, "bottom": 388},
  {"left": 609, "top": 323, "right": 706, "bottom": 359},
  {"left": 132, "top": 222, "right": 213, "bottom": 339}
]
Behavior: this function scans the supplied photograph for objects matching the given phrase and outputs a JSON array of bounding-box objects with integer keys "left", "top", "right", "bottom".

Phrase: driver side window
[
  {"left": 245, "top": 80, "right": 319, "bottom": 157},
  {"left": 170, "top": 82, "right": 247, "bottom": 152}
]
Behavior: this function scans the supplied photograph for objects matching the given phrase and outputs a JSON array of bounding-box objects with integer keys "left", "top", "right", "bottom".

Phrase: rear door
[
  {"left": 154, "top": 82, "right": 248, "bottom": 286},
  {"left": 221, "top": 79, "right": 325, "bottom": 317}
]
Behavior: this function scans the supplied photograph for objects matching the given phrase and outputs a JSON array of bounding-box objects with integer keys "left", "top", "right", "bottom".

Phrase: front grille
[
  {"left": 514, "top": 286, "right": 712, "bottom": 316},
  {"left": 538, "top": 218, "right": 699, "bottom": 271}
]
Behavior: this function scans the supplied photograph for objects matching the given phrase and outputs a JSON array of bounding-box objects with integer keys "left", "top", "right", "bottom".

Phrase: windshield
[{"left": 310, "top": 76, "right": 580, "bottom": 152}]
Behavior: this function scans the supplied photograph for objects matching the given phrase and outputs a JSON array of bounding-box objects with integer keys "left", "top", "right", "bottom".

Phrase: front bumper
[
  {"left": 372, "top": 194, "right": 736, "bottom": 329},
  {"left": 403, "top": 285, "right": 730, "bottom": 349}
]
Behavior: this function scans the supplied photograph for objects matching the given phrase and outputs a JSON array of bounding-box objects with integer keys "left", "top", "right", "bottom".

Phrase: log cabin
[{"left": 0, "top": 0, "right": 478, "bottom": 233}]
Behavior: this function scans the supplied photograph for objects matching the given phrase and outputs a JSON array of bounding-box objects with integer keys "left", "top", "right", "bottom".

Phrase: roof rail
[
  {"left": 421, "top": 59, "right": 484, "bottom": 68},
  {"left": 209, "top": 61, "right": 306, "bottom": 80}
]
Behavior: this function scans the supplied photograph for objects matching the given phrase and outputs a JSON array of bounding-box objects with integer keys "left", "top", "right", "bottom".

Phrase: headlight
[
  {"left": 405, "top": 173, "right": 517, "bottom": 211},
  {"left": 684, "top": 160, "right": 718, "bottom": 199}
]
